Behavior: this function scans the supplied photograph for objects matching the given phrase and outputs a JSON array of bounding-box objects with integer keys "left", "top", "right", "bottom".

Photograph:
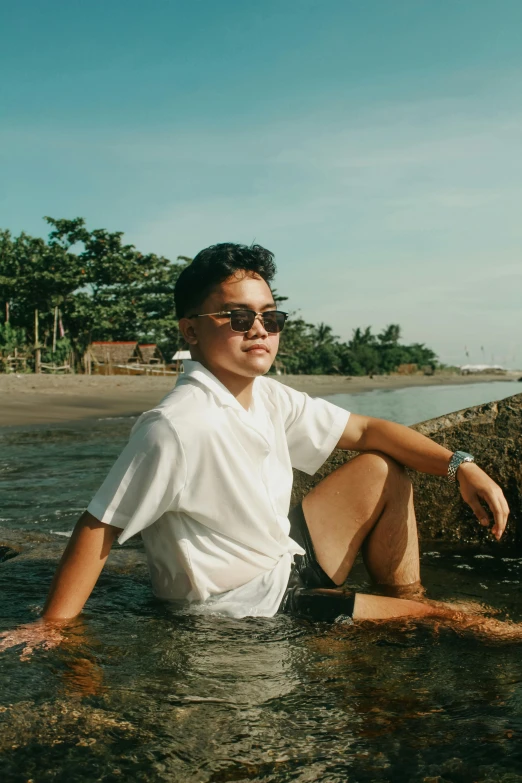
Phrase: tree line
[{"left": 0, "top": 218, "right": 438, "bottom": 374}]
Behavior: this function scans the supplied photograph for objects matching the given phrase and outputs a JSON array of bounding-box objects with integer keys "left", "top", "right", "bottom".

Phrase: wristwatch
[{"left": 447, "top": 450, "right": 475, "bottom": 482}]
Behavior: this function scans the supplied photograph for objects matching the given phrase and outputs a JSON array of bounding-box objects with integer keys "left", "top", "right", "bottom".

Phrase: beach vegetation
[
  {"left": 0, "top": 219, "right": 439, "bottom": 375},
  {"left": 278, "top": 318, "right": 437, "bottom": 375}
]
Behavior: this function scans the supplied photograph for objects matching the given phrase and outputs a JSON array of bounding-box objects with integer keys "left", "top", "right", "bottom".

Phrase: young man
[{"left": 0, "top": 243, "right": 511, "bottom": 656}]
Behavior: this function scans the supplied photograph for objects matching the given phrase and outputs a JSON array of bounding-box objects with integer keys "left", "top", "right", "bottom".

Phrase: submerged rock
[{"left": 292, "top": 392, "right": 522, "bottom": 549}]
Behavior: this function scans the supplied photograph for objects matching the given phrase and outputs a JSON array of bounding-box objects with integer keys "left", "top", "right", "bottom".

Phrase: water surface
[
  {"left": 1, "top": 382, "right": 521, "bottom": 782},
  {"left": 324, "top": 380, "right": 520, "bottom": 425}
]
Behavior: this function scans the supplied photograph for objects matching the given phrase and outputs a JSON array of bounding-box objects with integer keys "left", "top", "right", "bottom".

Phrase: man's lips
[{"left": 245, "top": 345, "right": 270, "bottom": 353}]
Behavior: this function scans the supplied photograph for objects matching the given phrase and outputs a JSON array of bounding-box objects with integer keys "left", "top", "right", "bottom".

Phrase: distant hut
[
  {"left": 139, "top": 343, "right": 164, "bottom": 365},
  {"left": 87, "top": 341, "right": 142, "bottom": 374},
  {"left": 397, "top": 363, "right": 418, "bottom": 375}
]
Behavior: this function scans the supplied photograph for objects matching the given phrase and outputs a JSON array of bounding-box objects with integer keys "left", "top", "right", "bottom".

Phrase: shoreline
[{"left": 0, "top": 371, "right": 520, "bottom": 428}]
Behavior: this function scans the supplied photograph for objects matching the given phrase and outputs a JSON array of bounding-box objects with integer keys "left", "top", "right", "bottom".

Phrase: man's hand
[
  {"left": 457, "top": 462, "right": 510, "bottom": 540},
  {"left": 0, "top": 620, "right": 64, "bottom": 661}
]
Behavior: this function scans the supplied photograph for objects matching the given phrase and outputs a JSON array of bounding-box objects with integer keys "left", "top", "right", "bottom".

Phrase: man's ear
[{"left": 178, "top": 317, "right": 198, "bottom": 345}]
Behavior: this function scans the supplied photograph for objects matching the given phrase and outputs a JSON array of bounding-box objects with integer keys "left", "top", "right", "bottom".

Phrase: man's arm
[
  {"left": 338, "top": 414, "right": 510, "bottom": 539},
  {"left": 43, "top": 511, "right": 122, "bottom": 620},
  {"left": 0, "top": 511, "right": 122, "bottom": 659}
]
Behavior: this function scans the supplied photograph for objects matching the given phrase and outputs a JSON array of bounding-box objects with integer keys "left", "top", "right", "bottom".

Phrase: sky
[{"left": 2, "top": 0, "right": 521, "bottom": 367}]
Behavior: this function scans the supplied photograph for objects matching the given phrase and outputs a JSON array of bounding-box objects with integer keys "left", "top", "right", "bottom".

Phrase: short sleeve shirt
[{"left": 87, "top": 360, "right": 350, "bottom": 618}]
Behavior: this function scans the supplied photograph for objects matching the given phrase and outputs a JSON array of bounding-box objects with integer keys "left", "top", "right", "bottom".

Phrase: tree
[
  {"left": 314, "top": 322, "right": 337, "bottom": 346},
  {"left": 378, "top": 324, "right": 401, "bottom": 345},
  {"left": 0, "top": 228, "right": 83, "bottom": 355},
  {"left": 0, "top": 217, "right": 188, "bottom": 368},
  {"left": 0, "top": 217, "right": 440, "bottom": 375},
  {"left": 43, "top": 217, "right": 187, "bottom": 358}
]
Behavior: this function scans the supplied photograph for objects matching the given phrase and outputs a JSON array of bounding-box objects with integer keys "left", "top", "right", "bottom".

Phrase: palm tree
[
  {"left": 378, "top": 324, "right": 401, "bottom": 345},
  {"left": 349, "top": 326, "right": 375, "bottom": 348},
  {"left": 314, "top": 322, "right": 337, "bottom": 346}
]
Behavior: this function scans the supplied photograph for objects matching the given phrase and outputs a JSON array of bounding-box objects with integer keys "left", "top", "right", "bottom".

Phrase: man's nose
[{"left": 247, "top": 313, "right": 269, "bottom": 337}]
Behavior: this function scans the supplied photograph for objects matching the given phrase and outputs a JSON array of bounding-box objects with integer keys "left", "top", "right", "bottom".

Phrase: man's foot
[{"left": 353, "top": 593, "right": 522, "bottom": 641}]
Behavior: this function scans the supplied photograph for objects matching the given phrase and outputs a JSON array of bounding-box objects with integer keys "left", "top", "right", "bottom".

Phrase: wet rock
[
  {"left": 0, "top": 526, "right": 148, "bottom": 574},
  {"left": 0, "top": 545, "right": 19, "bottom": 563},
  {"left": 291, "top": 392, "right": 522, "bottom": 549}
]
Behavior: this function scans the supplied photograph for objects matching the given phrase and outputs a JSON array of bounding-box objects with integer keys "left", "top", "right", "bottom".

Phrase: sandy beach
[{"left": 0, "top": 371, "right": 519, "bottom": 428}]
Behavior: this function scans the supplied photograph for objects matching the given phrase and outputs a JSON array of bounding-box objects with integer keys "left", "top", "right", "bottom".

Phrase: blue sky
[{"left": 2, "top": 0, "right": 521, "bottom": 366}]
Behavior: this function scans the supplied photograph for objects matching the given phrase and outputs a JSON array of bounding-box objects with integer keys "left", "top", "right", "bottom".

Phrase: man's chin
[{"left": 240, "top": 353, "right": 274, "bottom": 376}]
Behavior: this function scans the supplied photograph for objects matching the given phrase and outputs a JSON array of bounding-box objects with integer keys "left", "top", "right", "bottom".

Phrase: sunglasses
[{"left": 188, "top": 309, "right": 288, "bottom": 333}]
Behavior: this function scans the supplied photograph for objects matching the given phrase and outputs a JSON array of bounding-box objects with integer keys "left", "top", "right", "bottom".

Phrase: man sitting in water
[{"left": 0, "top": 243, "right": 512, "bottom": 654}]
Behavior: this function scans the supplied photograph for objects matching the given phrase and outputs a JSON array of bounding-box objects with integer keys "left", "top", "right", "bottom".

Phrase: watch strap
[{"left": 448, "top": 451, "right": 475, "bottom": 482}]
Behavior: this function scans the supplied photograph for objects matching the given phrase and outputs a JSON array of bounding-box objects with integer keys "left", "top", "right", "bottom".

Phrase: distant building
[
  {"left": 397, "top": 363, "right": 418, "bottom": 375},
  {"left": 172, "top": 350, "right": 192, "bottom": 372},
  {"left": 85, "top": 341, "right": 171, "bottom": 374},
  {"left": 139, "top": 344, "right": 164, "bottom": 365},
  {"left": 460, "top": 364, "right": 506, "bottom": 375},
  {"left": 89, "top": 341, "right": 141, "bottom": 366}
]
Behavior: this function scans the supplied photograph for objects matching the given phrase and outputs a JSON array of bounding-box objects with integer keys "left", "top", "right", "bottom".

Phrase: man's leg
[{"left": 301, "top": 451, "right": 437, "bottom": 621}]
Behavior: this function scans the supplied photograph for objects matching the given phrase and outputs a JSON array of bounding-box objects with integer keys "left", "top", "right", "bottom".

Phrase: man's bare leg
[
  {"left": 295, "top": 453, "right": 520, "bottom": 631},
  {"left": 301, "top": 451, "right": 432, "bottom": 620},
  {"left": 353, "top": 593, "right": 441, "bottom": 620},
  {"left": 303, "top": 452, "right": 419, "bottom": 586},
  {"left": 352, "top": 592, "right": 522, "bottom": 640}
]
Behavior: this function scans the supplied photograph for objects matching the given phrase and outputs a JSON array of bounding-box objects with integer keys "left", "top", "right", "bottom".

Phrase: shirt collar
[{"left": 179, "top": 360, "right": 260, "bottom": 413}]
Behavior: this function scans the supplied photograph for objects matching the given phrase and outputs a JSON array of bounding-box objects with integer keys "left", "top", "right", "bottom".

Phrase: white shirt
[{"left": 88, "top": 360, "right": 350, "bottom": 618}]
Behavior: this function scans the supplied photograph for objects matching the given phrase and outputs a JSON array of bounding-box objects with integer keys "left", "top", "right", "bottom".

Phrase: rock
[
  {"left": 0, "top": 526, "right": 148, "bottom": 573},
  {"left": 0, "top": 545, "right": 19, "bottom": 563},
  {"left": 291, "top": 392, "right": 522, "bottom": 549}
]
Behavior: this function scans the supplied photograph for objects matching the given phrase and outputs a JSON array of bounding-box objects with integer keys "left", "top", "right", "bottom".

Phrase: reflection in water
[{"left": 0, "top": 386, "right": 521, "bottom": 780}]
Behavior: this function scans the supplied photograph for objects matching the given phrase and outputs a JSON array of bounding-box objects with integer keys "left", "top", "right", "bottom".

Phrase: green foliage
[
  {"left": 279, "top": 320, "right": 437, "bottom": 375},
  {"left": 0, "top": 218, "right": 439, "bottom": 375},
  {"left": 41, "top": 337, "right": 74, "bottom": 366},
  {"left": 0, "top": 218, "right": 188, "bottom": 366},
  {"left": 0, "top": 322, "right": 29, "bottom": 372},
  {"left": 0, "top": 322, "right": 28, "bottom": 355}
]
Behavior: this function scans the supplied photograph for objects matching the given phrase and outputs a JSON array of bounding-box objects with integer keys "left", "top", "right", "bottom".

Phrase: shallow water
[
  {"left": 324, "top": 380, "right": 520, "bottom": 425},
  {"left": 1, "top": 384, "right": 521, "bottom": 782}
]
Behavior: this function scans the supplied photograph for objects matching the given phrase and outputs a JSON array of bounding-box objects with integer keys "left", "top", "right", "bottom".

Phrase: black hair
[{"left": 174, "top": 242, "right": 277, "bottom": 318}]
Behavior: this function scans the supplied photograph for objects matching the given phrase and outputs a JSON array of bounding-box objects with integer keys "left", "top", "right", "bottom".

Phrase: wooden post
[
  {"left": 84, "top": 349, "right": 92, "bottom": 375},
  {"left": 5, "top": 302, "right": 9, "bottom": 324},
  {"left": 34, "top": 309, "right": 41, "bottom": 374},
  {"left": 52, "top": 306, "right": 58, "bottom": 353}
]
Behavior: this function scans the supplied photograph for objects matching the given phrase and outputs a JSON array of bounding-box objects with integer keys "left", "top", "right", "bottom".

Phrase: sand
[{"left": 0, "top": 371, "right": 520, "bottom": 428}]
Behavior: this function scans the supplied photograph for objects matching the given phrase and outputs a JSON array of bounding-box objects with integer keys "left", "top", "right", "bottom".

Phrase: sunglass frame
[{"left": 187, "top": 309, "right": 288, "bottom": 333}]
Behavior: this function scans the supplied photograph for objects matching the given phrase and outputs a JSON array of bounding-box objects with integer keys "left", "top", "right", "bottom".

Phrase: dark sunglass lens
[
  {"left": 230, "top": 310, "right": 255, "bottom": 331},
  {"left": 262, "top": 312, "right": 286, "bottom": 333}
]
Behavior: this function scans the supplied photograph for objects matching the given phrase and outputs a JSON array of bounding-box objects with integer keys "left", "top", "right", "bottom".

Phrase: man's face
[{"left": 179, "top": 271, "right": 280, "bottom": 379}]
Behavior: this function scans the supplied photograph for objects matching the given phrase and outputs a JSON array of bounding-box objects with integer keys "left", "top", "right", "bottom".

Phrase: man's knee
[{"left": 351, "top": 451, "right": 411, "bottom": 492}]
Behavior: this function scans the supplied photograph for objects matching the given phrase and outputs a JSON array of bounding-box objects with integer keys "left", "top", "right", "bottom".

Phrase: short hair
[{"left": 174, "top": 242, "right": 277, "bottom": 318}]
